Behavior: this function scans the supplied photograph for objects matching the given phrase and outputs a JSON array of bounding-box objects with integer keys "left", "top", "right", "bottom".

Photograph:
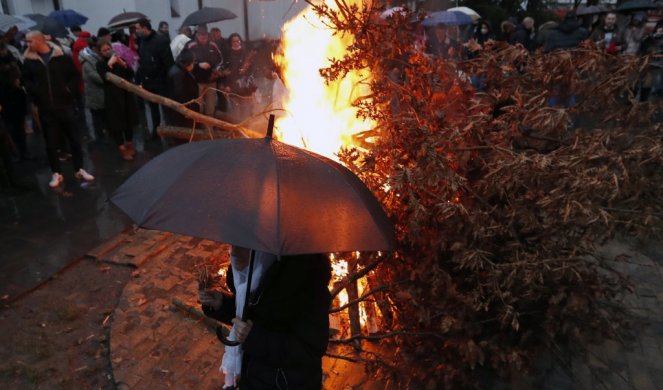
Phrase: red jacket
[{"left": 72, "top": 31, "right": 91, "bottom": 92}]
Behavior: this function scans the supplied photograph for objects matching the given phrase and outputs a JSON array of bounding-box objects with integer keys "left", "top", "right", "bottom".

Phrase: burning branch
[{"left": 103, "top": 72, "right": 263, "bottom": 139}]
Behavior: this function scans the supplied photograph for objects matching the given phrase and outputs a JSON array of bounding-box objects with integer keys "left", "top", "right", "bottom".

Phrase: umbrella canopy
[
  {"left": 422, "top": 10, "right": 474, "bottom": 27},
  {"left": 447, "top": 6, "right": 481, "bottom": 21},
  {"left": 576, "top": 5, "right": 609, "bottom": 16},
  {"left": 33, "top": 16, "right": 68, "bottom": 38},
  {"left": 111, "top": 135, "right": 394, "bottom": 256},
  {"left": 0, "top": 14, "right": 34, "bottom": 32},
  {"left": 48, "top": 9, "right": 87, "bottom": 27},
  {"left": 23, "top": 13, "right": 47, "bottom": 24},
  {"left": 617, "top": 0, "right": 656, "bottom": 12},
  {"left": 181, "top": 7, "right": 237, "bottom": 27},
  {"left": 107, "top": 11, "right": 147, "bottom": 29}
]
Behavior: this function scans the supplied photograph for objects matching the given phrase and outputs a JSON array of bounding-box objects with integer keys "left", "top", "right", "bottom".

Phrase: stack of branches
[{"left": 306, "top": 1, "right": 663, "bottom": 388}]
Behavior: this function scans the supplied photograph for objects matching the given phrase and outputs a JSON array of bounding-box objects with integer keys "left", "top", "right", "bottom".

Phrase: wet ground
[{"left": 0, "top": 115, "right": 163, "bottom": 301}]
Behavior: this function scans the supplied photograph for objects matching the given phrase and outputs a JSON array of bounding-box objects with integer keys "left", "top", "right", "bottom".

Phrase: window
[{"left": 170, "top": 0, "right": 180, "bottom": 17}]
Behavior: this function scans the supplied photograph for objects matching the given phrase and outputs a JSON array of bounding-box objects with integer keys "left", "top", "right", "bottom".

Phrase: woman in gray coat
[{"left": 79, "top": 36, "right": 106, "bottom": 141}]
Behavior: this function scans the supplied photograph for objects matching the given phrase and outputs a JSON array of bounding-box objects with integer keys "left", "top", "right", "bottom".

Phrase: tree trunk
[{"left": 104, "top": 72, "right": 263, "bottom": 139}]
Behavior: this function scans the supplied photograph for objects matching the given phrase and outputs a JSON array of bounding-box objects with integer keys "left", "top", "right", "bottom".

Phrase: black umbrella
[
  {"left": 107, "top": 11, "right": 147, "bottom": 29},
  {"left": 576, "top": 5, "right": 609, "bottom": 16},
  {"left": 181, "top": 7, "right": 237, "bottom": 27},
  {"left": 23, "top": 13, "right": 47, "bottom": 24},
  {"left": 617, "top": 0, "right": 657, "bottom": 12},
  {"left": 33, "top": 16, "right": 68, "bottom": 38},
  {"left": 112, "top": 117, "right": 394, "bottom": 345}
]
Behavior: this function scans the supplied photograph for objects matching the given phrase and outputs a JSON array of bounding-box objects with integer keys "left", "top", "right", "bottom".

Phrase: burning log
[
  {"left": 103, "top": 72, "right": 263, "bottom": 139},
  {"left": 344, "top": 278, "right": 362, "bottom": 349}
]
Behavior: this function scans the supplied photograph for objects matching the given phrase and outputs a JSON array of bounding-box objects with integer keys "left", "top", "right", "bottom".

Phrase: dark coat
[
  {"left": 136, "top": 30, "right": 174, "bottom": 91},
  {"left": 185, "top": 40, "right": 223, "bottom": 83},
  {"left": 544, "top": 18, "right": 588, "bottom": 53},
  {"left": 202, "top": 254, "right": 332, "bottom": 390},
  {"left": 510, "top": 25, "right": 535, "bottom": 51},
  {"left": 164, "top": 63, "right": 199, "bottom": 127},
  {"left": 0, "top": 51, "right": 27, "bottom": 121},
  {"left": 97, "top": 58, "right": 138, "bottom": 138},
  {"left": 221, "top": 47, "right": 257, "bottom": 96},
  {"left": 22, "top": 43, "right": 79, "bottom": 110}
]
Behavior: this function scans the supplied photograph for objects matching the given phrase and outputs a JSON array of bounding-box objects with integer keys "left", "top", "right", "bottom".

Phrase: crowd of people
[
  {"left": 0, "top": 15, "right": 263, "bottom": 192},
  {"left": 0, "top": 8, "right": 661, "bottom": 193},
  {"left": 421, "top": 9, "right": 663, "bottom": 98}
]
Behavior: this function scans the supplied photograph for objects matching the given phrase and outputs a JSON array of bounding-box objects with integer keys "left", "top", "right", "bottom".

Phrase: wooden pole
[{"left": 104, "top": 72, "right": 263, "bottom": 139}]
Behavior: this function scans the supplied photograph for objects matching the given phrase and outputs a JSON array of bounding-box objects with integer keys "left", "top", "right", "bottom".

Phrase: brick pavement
[{"left": 89, "top": 229, "right": 663, "bottom": 389}]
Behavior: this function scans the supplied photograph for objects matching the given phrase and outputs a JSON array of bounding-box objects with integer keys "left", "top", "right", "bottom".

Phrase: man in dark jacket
[
  {"left": 199, "top": 248, "right": 331, "bottom": 390},
  {"left": 590, "top": 12, "right": 622, "bottom": 53},
  {"left": 544, "top": 12, "right": 588, "bottom": 53},
  {"left": 510, "top": 16, "right": 536, "bottom": 51},
  {"left": 134, "top": 18, "right": 174, "bottom": 139},
  {"left": 22, "top": 31, "right": 94, "bottom": 188},
  {"left": 185, "top": 25, "right": 223, "bottom": 118}
]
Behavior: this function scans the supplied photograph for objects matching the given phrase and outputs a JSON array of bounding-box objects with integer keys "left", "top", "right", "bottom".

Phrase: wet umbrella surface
[{"left": 111, "top": 131, "right": 394, "bottom": 256}]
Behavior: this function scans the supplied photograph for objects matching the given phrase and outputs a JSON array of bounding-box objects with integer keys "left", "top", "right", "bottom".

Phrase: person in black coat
[
  {"left": 23, "top": 31, "right": 94, "bottom": 188},
  {"left": 134, "top": 18, "right": 174, "bottom": 138},
  {"left": 96, "top": 40, "right": 138, "bottom": 161},
  {"left": 0, "top": 42, "right": 28, "bottom": 160},
  {"left": 199, "top": 247, "right": 332, "bottom": 390},
  {"left": 164, "top": 48, "right": 200, "bottom": 129},
  {"left": 544, "top": 12, "right": 588, "bottom": 53}
]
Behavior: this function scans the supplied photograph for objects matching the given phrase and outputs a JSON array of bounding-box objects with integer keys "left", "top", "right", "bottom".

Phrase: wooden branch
[
  {"left": 330, "top": 255, "right": 386, "bottom": 297},
  {"left": 104, "top": 72, "right": 263, "bottom": 139},
  {"left": 329, "top": 330, "right": 449, "bottom": 344},
  {"left": 328, "top": 280, "right": 406, "bottom": 314},
  {"left": 346, "top": 277, "right": 362, "bottom": 346}
]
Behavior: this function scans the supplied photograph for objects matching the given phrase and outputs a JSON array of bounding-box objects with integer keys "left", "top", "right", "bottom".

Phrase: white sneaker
[
  {"left": 49, "top": 172, "right": 64, "bottom": 188},
  {"left": 75, "top": 168, "right": 95, "bottom": 182}
]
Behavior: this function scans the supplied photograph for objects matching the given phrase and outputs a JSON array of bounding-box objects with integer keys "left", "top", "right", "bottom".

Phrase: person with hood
[
  {"left": 544, "top": 11, "right": 588, "bottom": 52},
  {"left": 164, "top": 48, "right": 199, "bottom": 129},
  {"left": 590, "top": 12, "right": 622, "bottom": 53},
  {"left": 199, "top": 246, "right": 331, "bottom": 390},
  {"left": 79, "top": 36, "right": 106, "bottom": 141},
  {"left": 96, "top": 40, "right": 137, "bottom": 161},
  {"left": 22, "top": 31, "right": 95, "bottom": 188}
]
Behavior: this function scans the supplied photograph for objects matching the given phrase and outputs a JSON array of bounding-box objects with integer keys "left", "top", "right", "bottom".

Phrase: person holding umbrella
[
  {"left": 199, "top": 246, "right": 332, "bottom": 390},
  {"left": 111, "top": 118, "right": 395, "bottom": 389}
]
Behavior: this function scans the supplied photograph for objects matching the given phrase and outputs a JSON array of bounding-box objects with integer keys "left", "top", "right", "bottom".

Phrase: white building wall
[{"left": 7, "top": 0, "right": 310, "bottom": 41}]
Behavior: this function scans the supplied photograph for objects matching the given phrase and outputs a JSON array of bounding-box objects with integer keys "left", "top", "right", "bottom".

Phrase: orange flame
[{"left": 274, "top": 0, "right": 374, "bottom": 161}]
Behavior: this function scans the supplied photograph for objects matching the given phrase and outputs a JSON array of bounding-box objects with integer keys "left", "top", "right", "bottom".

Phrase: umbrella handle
[{"left": 216, "top": 327, "right": 241, "bottom": 346}]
